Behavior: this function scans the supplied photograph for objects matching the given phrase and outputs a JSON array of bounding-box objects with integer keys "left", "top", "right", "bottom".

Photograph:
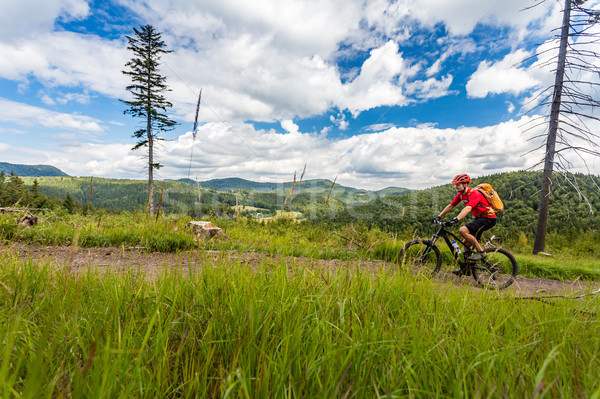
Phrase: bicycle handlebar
[{"left": 434, "top": 218, "right": 457, "bottom": 227}]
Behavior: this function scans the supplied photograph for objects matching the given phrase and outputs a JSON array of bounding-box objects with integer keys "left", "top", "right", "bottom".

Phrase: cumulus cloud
[
  {"left": 0, "top": 115, "right": 568, "bottom": 190},
  {"left": 0, "top": 0, "right": 561, "bottom": 127},
  {"left": 506, "top": 102, "right": 515, "bottom": 113},
  {"left": 0, "top": 98, "right": 103, "bottom": 132},
  {"left": 168, "top": 116, "right": 598, "bottom": 189},
  {"left": 280, "top": 119, "right": 299, "bottom": 134},
  {"left": 336, "top": 41, "right": 418, "bottom": 116},
  {"left": 0, "top": 32, "right": 129, "bottom": 98},
  {"left": 0, "top": 0, "right": 90, "bottom": 42},
  {"left": 363, "top": 0, "right": 555, "bottom": 38},
  {"left": 466, "top": 50, "right": 541, "bottom": 98},
  {"left": 405, "top": 75, "right": 455, "bottom": 99}
]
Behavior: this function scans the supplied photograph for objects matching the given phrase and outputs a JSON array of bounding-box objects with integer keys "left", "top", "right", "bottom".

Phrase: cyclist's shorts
[{"left": 465, "top": 217, "right": 496, "bottom": 240}]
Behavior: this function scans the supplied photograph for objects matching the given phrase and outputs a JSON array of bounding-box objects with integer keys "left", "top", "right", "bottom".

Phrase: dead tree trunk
[{"left": 533, "top": 0, "right": 571, "bottom": 254}]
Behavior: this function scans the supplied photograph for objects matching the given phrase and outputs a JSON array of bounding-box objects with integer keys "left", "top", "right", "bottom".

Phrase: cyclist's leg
[
  {"left": 474, "top": 218, "right": 496, "bottom": 241},
  {"left": 459, "top": 222, "right": 484, "bottom": 252},
  {"left": 461, "top": 218, "right": 496, "bottom": 257}
]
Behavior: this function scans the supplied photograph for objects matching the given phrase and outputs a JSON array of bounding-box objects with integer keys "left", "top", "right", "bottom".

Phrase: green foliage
[
  {"left": 19, "top": 176, "right": 351, "bottom": 217},
  {"left": 121, "top": 24, "right": 177, "bottom": 152},
  {"left": 63, "top": 193, "right": 77, "bottom": 214},
  {"left": 0, "top": 172, "right": 63, "bottom": 209},
  {"left": 0, "top": 254, "right": 598, "bottom": 397}
]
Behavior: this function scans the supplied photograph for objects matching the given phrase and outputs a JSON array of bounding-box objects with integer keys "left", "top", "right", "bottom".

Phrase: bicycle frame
[{"left": 428, "top": 222, "right": 472, "bottom": 268}]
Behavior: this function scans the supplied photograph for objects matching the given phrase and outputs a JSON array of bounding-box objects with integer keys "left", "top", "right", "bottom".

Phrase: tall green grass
[
  {"left": 1, "top": 211, "right": 600, "bottom": 281},
  {"left": 0, "top": 251, "right": 599, "bottom": 397}
]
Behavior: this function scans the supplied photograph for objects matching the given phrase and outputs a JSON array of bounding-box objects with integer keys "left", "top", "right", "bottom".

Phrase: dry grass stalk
[
  {"left": 283, "top": 171, "right": 297, "bottom": 211},
  {"left": 155, "top": 184, "right": 165, "bottom": 221},
  {"left": 326, "top": 175, "right": 338, "bottom": 204},
  {"left": 333, "top": 231, "right": 365, "bottom": 249},
  {"left": 196, "top": 177, "right": 202, "bottom": 204},
  {"left": 297, "top": 163, "right": 307, "bottom": 187},
  {"left": 67, "top": 225, "right": 82, "bottom": 271}
]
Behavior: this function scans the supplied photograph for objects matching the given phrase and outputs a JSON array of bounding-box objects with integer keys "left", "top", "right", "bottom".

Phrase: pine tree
[
  {"left": 121, "top": 25, "right": 177, "bottom": 216},
  {"left": 7, "top": 172, "right": 29, "bottom": 206},
  {"left": 63, "top": 193, "right": 76, "bottom": 214}
]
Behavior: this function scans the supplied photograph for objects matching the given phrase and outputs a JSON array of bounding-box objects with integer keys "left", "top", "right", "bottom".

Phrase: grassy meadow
[
  {"left": 0, "top": 210, "right": 600, "bottom": 397},
  {"left": 1, "top": 210, "right": 599, "bottom": 281}
]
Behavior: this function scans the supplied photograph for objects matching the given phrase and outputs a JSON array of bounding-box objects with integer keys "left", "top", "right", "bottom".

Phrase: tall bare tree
[
  {"left": 121, "top": 25, "right": 177, "bottom": 216},
  {"left": 528, "top": 0, "right": 600, "bottom": 253}
]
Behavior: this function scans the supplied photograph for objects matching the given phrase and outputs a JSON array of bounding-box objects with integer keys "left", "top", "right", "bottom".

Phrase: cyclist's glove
[
  {"left": 443, "top": 217, "right": 459, "bottom": 227},
  {"left": 432, "top": 216, "right": 441, "bottom": 224}
]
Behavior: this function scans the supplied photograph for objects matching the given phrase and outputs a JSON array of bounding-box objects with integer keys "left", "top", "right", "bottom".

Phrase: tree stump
[
  {"left": 188, "top": 221, "right": 227, "bottom": 240},
  {"left": 18, "top": 214, "right": 38, "bottom": 227}
]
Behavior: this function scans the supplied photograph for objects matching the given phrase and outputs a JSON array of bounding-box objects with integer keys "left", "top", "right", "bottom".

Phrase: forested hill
[
  {"left": 20, "top": 176, "right": 408, "bottom": 215},
  {"left": 332, "top": 171, "right": 600, "bottom": 236},
  {"left": 16, "top": 172, "right": 600, "bottom": 236},
  {"left": 0, "top": 162, "right": 68, "bottom": 177},
  {"left": 178, "top": 177, "right": 411, "bottom": 198}
]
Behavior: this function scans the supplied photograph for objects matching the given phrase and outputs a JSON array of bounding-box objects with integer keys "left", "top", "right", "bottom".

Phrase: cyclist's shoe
[
  {"left": 452, "top": 269, "right": 471, "bottom": 277},
  {"left": 468, "top": 251, "right": 487, "bottom": 261}
]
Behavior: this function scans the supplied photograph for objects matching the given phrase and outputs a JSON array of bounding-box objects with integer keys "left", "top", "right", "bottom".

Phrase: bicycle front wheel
[
  {"left": 472, "top": 247, "right": 518, "bottom": 290},
  {"left": 398, "top": 239, "right": 442, "bottom": 277}
]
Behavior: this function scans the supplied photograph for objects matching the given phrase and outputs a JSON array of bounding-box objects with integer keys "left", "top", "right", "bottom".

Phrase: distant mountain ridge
[
  {"left": 0, "top": 162, "right": 69, "bottom": 177},
  {"left": 177, "top": 177, "right": 412, "bottom": 199},
  {"left": 2, "top": 163, "right": 409, "bottom": 196}
]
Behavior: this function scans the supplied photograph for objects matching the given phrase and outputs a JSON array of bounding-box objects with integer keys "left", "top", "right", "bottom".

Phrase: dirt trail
[{"left": 2, "top": 242, "right": 598, "bottom": 297}]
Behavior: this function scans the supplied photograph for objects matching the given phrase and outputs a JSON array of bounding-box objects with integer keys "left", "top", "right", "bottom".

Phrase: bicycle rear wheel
[
  {"left": 398, "top": 240, "right": 442, "bottom": 277},
  {"left": 471, "top": 247, "right": 518, "bottom": 290}
]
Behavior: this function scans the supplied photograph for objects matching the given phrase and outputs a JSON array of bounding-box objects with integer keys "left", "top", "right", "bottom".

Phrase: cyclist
[{"left": 434, "top": 174, "right": 496, "bottom": 275}]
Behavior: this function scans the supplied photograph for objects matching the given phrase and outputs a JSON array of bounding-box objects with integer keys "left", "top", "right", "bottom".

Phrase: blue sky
[{"left": 1, "top": 0, "right": 599, "bottom": 189}]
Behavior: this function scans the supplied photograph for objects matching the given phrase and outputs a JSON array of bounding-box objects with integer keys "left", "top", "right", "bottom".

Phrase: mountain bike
[{"left": 398, "top": 219, "right": 518, "bottom": 290}]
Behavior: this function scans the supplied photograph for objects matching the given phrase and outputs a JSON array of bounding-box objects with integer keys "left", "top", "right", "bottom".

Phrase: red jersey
[{"left": 450, "top": 188, "right": 496, "bottom": 218}]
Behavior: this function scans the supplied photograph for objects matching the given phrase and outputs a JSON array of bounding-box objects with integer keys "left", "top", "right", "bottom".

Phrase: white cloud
[
  {"left": 166, "top": 116, "right": 598, "bottom": 189},
  {"left": 0, "top": 0, "right": 90, "bottom": 42},
  {"left": 281, "top": 120, "right": 299, "bottom": 134},
  {"left": 363, "top": 0, "right": 555, "bottom": 38},
  {"left": 55, "top": 90, "right": 93, "bottom": 105},
  {"left": 336, "top": 41, "right": 418, "bottom": 116},
  {"left": 0, "top": 0, "right": 563, "bottom": 128},
  {"left": 0, "top": 98, "right": 103, "bottom": 132},
  {"left": 40, "top": 93, "right": 56, "bottom": 105},
  {"left": 466, "top": 49, "right": 541, "bottom": 98},
  {"left": 329, "top": 112, "right": 349, "bottom": 130},
  {"left": 114, "top": 0, "right": 551, "bottom": 124},
  {"left": 2, "top": 114, "right": 598, "bottom": 189},
  {"left": 405, "top": 75, "right": 454, "bottom": 99},
  {"left": 506, "top": 102, "right": 515, "bottom": 113},
  {"left": 0, "top": 32, "right": 129, "bottom": 99},
  {"left": 120, "top": 0, "right": 363, "bottom": 57}
]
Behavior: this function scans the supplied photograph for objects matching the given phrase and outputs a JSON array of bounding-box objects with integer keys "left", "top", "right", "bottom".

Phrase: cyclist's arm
[
  {"left": 438, "top": 204, "right": 455, "bottom": 218},
  {"left": 456, "top": 205, "right": 472, "bottom": 221}
]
